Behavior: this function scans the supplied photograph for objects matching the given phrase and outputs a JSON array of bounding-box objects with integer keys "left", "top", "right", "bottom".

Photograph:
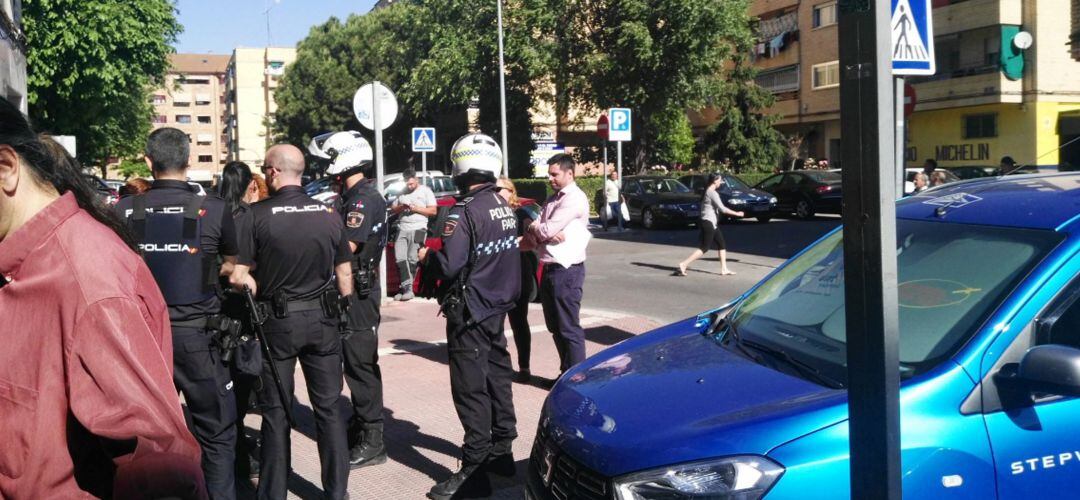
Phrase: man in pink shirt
[{"left": 524, "top": 154, "right": 591, "bottom": 373}]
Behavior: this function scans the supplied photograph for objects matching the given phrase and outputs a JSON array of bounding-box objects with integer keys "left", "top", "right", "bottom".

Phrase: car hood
[
  {"left": 542, "top": 317, "right": 846, "bottom": 477},
  {"left": 724, "top": 188, "right": 773, "bottom": 200}
]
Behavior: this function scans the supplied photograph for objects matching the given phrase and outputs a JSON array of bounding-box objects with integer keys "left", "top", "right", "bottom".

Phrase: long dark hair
[
  {"left": 219, "top": 161, "right": 252, "bottom": 214},
  {"left": 0, "top": 99, "right": 137, "bottom": 250}
]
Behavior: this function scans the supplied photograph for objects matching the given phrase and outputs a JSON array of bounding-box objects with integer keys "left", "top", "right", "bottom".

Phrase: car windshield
[
  {"left": 722, "top": 175, "right": 752, "bottom": 191},
  {"left": 727, "top": 220, "right": 1062, "bottom": 384},
  {"left": 639, "top": 179, "right": 690, "bottom": 194}
]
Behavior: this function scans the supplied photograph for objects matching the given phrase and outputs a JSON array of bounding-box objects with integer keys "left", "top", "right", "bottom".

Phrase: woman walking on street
[
  {"left": 677, "top": 173, "right": 743, "bottom": 276},
  {"left": 497, "top": 176, "right": 540, "bottom": 382}
]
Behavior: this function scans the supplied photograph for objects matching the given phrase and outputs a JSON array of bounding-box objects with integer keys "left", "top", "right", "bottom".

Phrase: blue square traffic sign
[
  {"left": 412, "top": 127, "right": 436, "bottom": 152},
  {"left": 891, "top": 0, "right": 935, "bottom": 76},
  {"left": 608, "top": 108, "right": 632, "bottom": 142}
]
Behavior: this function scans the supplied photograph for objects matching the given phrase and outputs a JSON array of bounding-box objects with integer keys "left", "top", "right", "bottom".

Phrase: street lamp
[{"left": 497, "top": 0, "right": 509, "bottom": 177}]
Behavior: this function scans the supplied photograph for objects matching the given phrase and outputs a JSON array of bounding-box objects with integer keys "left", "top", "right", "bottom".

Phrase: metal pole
[
  {"left": 838, "top": 0, "right": 901, "bottom": 499},
  {"left": 373, "top": 80, "right": 387, "bottom": 299},
  {"left": 497, "top": 0, "right": 510, "bottom": 177},
  {"left": 422, "top": 151, "right": 428, "bottom": 173},
  {"left": 603, "top": 141, "right": 610, "bottom": 223},
  {"left": 895, "top": 78, "right": 905, "bottom": 199},
  {"left": 616, "top": 141, "right": 623, "bottom": 188}
]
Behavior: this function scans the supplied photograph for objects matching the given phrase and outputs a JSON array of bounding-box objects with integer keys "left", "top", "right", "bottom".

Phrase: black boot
[
  {"left": 349, "top": 425, "right": 387, "bottom": 469},
  {"left": 484, "top": 452, "right": 516, "bottom": 477},
  {"left": 427, "top": 462, "right": 487, "bottom": 500}
]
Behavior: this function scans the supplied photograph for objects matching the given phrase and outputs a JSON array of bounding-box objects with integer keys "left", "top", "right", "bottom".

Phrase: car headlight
[
  {"left": 728, "top": 198, "right": 745, "bottom": 205},
  {"left": 614, "top": 456, "right": 784, "bottom": 500},
  {"left": 769, "top": 197, "right": 778, "bottom": 204}
]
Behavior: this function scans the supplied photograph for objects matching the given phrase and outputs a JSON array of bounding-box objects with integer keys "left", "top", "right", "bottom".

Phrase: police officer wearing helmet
[
  {"left": 311, "top": 131, "right": 389, "bottom": 469},
  {"left": 418, "top": 133, "right": 520, "bottom": 499},
  {"left": 229, "top": 144, "right": 353, "bottom": 499},
  {"left": 114, "top": 127, "right": 239, "bottom": 499}
]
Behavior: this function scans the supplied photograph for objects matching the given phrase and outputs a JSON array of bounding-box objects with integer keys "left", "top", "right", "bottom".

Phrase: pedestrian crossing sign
[
  {"left": 412, "top": 127, "right": 436, "bottom": 152},
  {"left": 891, "top": 0, "right": 935, "bottom": 76}
]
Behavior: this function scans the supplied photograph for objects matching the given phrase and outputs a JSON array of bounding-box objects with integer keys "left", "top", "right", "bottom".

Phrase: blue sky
[{"left": 173, "top": 0, "right": 377, "bottom": 54}]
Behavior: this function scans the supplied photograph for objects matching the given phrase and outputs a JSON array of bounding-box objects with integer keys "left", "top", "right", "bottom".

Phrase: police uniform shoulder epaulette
[{"left": 455, "top": 196, "right": 475, "bottom": 208}]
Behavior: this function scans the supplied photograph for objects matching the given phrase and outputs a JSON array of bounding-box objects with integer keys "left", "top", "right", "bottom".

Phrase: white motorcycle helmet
[
  {"left": 308, "top": 131, "right": 373, "bottom": 177},
  {"left": 450, "top": 133, "right": 502, "bottom": 182}
]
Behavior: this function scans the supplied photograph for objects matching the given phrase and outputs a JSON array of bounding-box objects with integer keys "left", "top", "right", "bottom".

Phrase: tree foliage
[
  {"left": 551, "top": 0, "right": 750, "bottom": 171},
  {"left": 703, "top": 47, "right": 786, "bottom": 173},
  {"left": 274, "top": 0, "right": 555, "bottom": 177},
  {"left": 116, "top": 158, "right": 151, "bottom": 179},
  {"left": 21, "top": 0, "right": 181, "bottom": 175}
]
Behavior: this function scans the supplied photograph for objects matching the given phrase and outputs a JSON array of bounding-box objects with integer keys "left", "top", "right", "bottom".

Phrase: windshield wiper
[{"left": 739, "top": 337, "right": 845, "bottom": 389}]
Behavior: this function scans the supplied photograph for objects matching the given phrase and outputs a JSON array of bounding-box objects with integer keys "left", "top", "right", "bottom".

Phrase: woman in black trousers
[{"left": 497, "top": 177, "right": 540, "bottom": 382}]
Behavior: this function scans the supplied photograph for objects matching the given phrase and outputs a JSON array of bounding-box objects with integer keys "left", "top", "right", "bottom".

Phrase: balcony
[
  {"left": 755, "top": 64, "right": 800, "bottom": 94},
  {"left": 933, "top": 0, "right": 1021, "bottom": 36}
]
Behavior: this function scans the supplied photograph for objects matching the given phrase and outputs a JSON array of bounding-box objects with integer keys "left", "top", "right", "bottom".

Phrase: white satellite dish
[{"left": 1014, "top": 31, "right": 1033, "bottom": 50}]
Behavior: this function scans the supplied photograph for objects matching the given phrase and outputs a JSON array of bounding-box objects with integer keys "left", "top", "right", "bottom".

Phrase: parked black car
[
  {"left": 620, "top": 176, "right": 700, "bottom": 229},
  {"left": 678, "top": 173, "right": 778, "bottom": 223},
  {"left": 754, "top": 170, "right": 842, "bottom": 220}
]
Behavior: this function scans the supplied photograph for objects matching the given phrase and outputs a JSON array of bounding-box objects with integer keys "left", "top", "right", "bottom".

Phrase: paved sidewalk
[{"left": 239, "top": 298, "right": 660, "bottom": 499}]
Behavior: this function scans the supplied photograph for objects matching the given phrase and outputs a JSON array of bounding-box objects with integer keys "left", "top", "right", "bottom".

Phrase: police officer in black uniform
[
  {"left": 313, "top": 131, "right": 390, "bottom": 469},
  {"left": 419, "top": 133, "right": 521, "bottom": 499},
  {"left": 115, "top": 127, "right": 239, "bottom": 500},
  {"left": 229, "top": 144, "right": 353, "bottom": 500}
]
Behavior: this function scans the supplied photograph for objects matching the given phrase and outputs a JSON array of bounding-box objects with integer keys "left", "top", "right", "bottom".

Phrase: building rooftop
[{"left": 169, "top": 53, "right": 230, "bottom": 74}]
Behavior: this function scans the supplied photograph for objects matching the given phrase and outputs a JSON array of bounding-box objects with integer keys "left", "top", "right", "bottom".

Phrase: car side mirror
[{"left": 1018, "top": 345, "right": 1080, "bottom": 397}]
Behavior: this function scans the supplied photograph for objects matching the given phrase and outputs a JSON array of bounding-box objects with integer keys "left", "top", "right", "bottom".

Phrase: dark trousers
[
  {"left": 342, "top": 289, "right": 384, "bottom": 433},
  {"left": 446, "top": 311, "right": 517, "bottom": 465},
  {"left": 508, "top": 298, "right": 531, "bottom": 371},
  {"left": 257, "top": 310, "right": 348, "bottom": 500},
  {"left": 172, "top": 325, "right": 238, "bottom": 500},
  {"left": 540, "top": 263, "right": 587, "bottom": 372}
]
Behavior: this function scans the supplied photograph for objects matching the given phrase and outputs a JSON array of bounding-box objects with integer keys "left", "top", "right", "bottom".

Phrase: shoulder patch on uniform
[
  {"left": 347, "top": 211, "right": 364, "bottom": 228},
  {"left": 455, "top": 196, "right": 475, "bottom": 207},
  {"left": 442, "top": 219, "right": 459, "bottom": 237}
]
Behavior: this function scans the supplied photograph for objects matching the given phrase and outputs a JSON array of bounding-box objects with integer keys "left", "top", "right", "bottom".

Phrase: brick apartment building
[{"left": 150, "top": 54, "right": 230, "bottom": 182}]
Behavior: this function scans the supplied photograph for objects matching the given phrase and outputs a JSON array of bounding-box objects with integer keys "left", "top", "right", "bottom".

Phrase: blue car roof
[{"left": 897, "top": 173, "right": 1080, "bottom": 232}]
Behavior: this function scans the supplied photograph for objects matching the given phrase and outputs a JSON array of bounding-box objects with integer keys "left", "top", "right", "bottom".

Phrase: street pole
[
  {"left": 373, "top": 80, "right": 387, "bottom": 298},
  {"left": 496, "top": 0, "right": 510, "bottom": 177},
  {"left": 603, "top": 141, "right": 610, "bottom": 223},
  {"left": 895, "top": 78, "right": 905, "bottom": 199},
  {"left": 616, "top": 142, "right": 622, "bottom": 190},
  {"left": 838, "top": 0, "right": 901, "bottom": 499},
  {"left": 422, "top": 151, "right": 428, "bottom": 173}
]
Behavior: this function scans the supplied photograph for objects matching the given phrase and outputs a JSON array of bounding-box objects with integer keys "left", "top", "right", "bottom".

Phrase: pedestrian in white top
[
  {"left": 603, "top": 170, "right": 626, "bottom": 231},
  {"left": 677, "top": 173, "right": 743, "bottom": 276},
  {"left": 391, "top": 169, "right": 437, "bottom": 300}
]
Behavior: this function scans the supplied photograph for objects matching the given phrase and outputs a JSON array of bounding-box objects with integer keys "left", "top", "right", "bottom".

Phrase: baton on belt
[{"left": 243, "top": 285, "right": 295, "bottom": 427}]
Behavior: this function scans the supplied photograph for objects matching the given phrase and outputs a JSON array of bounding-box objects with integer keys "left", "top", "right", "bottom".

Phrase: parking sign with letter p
[{"left": 608, "top": 108, "right": 632, "bottom": 142}]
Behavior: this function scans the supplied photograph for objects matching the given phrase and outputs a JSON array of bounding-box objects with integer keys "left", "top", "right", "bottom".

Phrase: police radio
[{"left": 354, "top": 260, "right": 375, "bottom": 298}]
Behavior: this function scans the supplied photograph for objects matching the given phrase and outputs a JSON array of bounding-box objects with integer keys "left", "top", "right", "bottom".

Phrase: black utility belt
[
  {"left": 172, "top": 314, "right": 239, "bottom": 334},
  {"left": 260, "top": 288, "right": 342, "bottom": 319}
]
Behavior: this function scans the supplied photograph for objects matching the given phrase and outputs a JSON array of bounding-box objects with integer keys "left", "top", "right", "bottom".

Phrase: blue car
[{"left": 529, "top": 173, "right": 1080, "bottom": 499}]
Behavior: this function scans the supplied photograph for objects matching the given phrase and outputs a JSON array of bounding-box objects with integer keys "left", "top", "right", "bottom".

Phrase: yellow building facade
[{"left": 904, "top": 0, "right": 1080, "bottom": 170}]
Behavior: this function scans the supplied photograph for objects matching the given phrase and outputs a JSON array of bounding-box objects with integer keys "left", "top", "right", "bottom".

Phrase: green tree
[
  {"left": 651, "top": 107, "right": 695, "bottom": 166},
  {"left": 116, "top": 158, "right": 151, "bottom": 179},
  {"left": 551, "top": 0, "right": 750, "bottom": 172},
  {"left": 21, "top": 0, "right": 181, "bottom": 176},
  {"left": 702, "top": 39, "right": 786, "bottom": 173},
  {"left": 273, "top": 0, "right": 555, "bottom": 177}
]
